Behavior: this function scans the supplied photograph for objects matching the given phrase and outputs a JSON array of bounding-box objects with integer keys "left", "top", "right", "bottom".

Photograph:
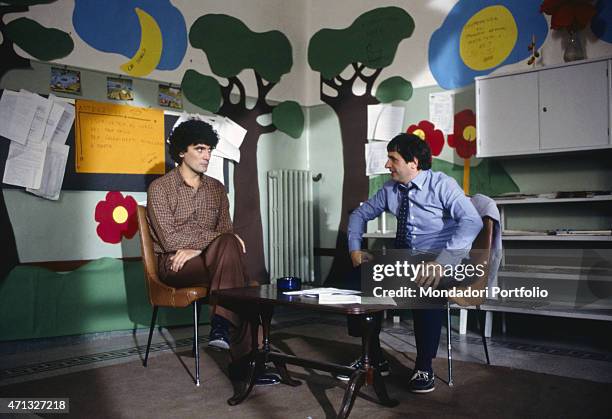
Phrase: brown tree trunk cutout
[
  {"left": 321, "top": 65, "right": 382, "bottom": 285},
  {"left": 217, "top": 73, "right": 276, "bottom": 283}
]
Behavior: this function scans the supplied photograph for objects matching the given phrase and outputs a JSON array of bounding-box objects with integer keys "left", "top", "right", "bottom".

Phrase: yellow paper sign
[{"left": 75, "top": 100, "right": 165, "bottom": 174}]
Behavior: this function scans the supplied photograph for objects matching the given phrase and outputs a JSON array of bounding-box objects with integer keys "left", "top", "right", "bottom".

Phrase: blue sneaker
[
  {"left": 408, "top": 369, "right": 435, "bottom": 393},
  {"left": 208, "top": 315, "right": 230, "bottom": 351}
]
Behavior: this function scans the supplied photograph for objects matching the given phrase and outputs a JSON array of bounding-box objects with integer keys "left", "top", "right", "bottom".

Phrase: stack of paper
[
  {"left": 0, "top": 89, "right": 74, "bottom": 200},
  {"left": 283, "top": 288, "right": 362, "bottom": 305}
]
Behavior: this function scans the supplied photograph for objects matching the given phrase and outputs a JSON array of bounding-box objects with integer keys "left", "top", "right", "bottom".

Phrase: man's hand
[
  {"left": 414, "top": 261, "right": 444, "bottom": 289},
  {"left": 170, "top": 249, "right": 202, "bottom": 272},
  {"left": 234, "top": 234, "right": 246, "bottom": 253},
  {"left": 350, "top": 250, "right": 373, "bottom": 267}
]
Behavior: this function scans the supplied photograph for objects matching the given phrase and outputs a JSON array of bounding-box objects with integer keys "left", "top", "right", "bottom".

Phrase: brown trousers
[{"left": 160, "top": 233, "right": 255, "bottom": 361}]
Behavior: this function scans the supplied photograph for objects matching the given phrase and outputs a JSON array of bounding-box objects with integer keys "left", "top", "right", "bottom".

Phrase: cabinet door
[
  {"left": 539, "top": 61, "right": 609, "bottom": 150},
  {"left": 476, "top": 72, "right": 540, "bottom": 157}
]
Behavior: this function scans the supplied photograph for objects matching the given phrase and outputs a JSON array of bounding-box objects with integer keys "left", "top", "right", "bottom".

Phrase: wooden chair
[
  {"left": 445, "top": 216, "right": 494, "bottom": 386},
  {"left": 136, "top": 205, "right": 209, "bottom": 386}
]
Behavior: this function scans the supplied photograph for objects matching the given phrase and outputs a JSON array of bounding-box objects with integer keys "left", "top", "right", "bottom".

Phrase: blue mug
[{"left": 277, "top": 276, "right": 302, "bottom": 292}]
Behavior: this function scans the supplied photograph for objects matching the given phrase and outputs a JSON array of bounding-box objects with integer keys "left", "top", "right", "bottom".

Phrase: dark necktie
[{"left": 395, "top": 183, "right": 414, "bottom": 249}]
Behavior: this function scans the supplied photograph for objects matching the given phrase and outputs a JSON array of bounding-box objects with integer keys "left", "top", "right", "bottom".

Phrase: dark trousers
[
  {"left": 346, "top": 266, "right": 444, "bottom": 372},
  {"left": 159, "top": 233, "right": 255, "bottom": 362}
]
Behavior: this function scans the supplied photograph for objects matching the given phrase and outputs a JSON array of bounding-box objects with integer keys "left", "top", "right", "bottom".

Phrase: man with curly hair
[{"left": 147, "top": 119, "right": 278, "bottom": 385}]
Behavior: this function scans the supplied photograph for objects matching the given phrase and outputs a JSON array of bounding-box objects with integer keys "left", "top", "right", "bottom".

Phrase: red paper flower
[
  {"left": 95, "top": 191, "right": 138, "bottom": 244},
  {"left": 540, "top": 0, "right": 596, "bottom": 31},
  {"left": 406, "top": 120, "right": 444, "bottom": 156},
  {"left": 447, "top": 109, "right": 477, "bottom": 159}
]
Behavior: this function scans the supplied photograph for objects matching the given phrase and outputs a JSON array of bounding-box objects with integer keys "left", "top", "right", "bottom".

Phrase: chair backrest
[
  {"left": 137, "top": 205, "right": 171, "bottom": 306},
  {"left": 136, "top": 205, "right": 208, "bottom": 308},
  {"left": 449, "top": 216, "right": 494, "bottom": 307}
]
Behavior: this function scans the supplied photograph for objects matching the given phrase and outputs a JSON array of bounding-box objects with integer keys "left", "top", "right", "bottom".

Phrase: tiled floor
[{"left": 1, "top": 309, "right": 611, "bottom": 388}]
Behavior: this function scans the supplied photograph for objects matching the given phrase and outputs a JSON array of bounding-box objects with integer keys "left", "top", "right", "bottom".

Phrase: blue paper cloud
[
  {"left": 592, "top": 0, "right": 612, "bottom": 43},
  {"left": 73, "top": 0, "right": 187, "bottom": 71},
  {"left": 429, "top": 0, "right": 548, "bottom": 89}
]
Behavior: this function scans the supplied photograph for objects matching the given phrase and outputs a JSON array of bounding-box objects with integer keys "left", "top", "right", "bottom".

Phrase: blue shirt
[{"left": 347, "top": 170, "right": 483, "bottom": 265}]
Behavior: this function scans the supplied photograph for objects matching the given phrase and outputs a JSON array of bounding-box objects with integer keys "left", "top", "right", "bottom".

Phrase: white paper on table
[
  {"left": 20, "top": 89, "right": 52, "bottom": 144},
  {"left": 429, "top": 92, "right": 454, "bottom": 135},
  {"left": 367, "top": 104, "right": 405, "bottom": 141},
  {"left": 0, "top": 90, "right": 38, "bottom": 145},
  {"left": 205, "top": 152, "right": 225, "bottom": 185},
  {"left": 365, "top": 141, "right": 391, "bottom": 176},
  {"left": 3, "top": 140, "right": 47, "bottom": 189},
  {"left": 283, "top": 287, "right": 361, "bottom": 296},
  {"left": 26, "top": 143, "right": 70, "bottom": 200}
]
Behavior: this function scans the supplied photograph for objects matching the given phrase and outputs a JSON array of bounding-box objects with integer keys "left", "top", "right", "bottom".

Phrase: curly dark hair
[
  {"left": 386, "top": 133, "right": 432, "bottom": 170},
  {"left": 168, "top": 119, "right": 219, "bottom": 164}
]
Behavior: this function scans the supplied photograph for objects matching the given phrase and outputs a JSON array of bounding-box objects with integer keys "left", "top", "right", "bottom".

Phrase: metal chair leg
[
  {"left": 192, "top": 300, "right": 203, "bottom": 356},
  {"left": 193, "top": 301, "right": 201, "bottom": 386},
  {"left": 144, "top": 306, "right": 159, "bottom": 367},
  {"left": 477, "top": 308, "right": 491, "bottom": 365},
  {"left": 446, "top": 302, "right": 453, "bottom": 386}
]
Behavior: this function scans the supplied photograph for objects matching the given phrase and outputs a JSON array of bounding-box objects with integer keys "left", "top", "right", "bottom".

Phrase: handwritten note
[
  {"left": 75, "top": 100, "right": 164, "bottom": 174},
  {"left": 459, "top": 5, "right": 518, "bottom": 71}
]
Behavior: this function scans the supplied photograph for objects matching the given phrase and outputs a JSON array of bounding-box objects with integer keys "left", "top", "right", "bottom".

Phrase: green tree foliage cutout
[
  {"left": 0, "top": 0, "right": 74, "bottom": 280},
  {"left": 182, "top": 14, "right": 304, "bottom": 282},
  {"left": 308, "top": 7, "right": 415, "bottom": 284}
]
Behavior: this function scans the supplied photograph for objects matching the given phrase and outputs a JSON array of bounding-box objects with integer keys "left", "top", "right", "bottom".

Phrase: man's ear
[{"left": 411, "top": 157, "right": 419, "bottom": 169}]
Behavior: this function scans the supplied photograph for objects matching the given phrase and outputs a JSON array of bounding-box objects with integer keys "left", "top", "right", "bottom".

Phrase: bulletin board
[{"left": 0, "top": 90, "right": 179, "bottom": 192}]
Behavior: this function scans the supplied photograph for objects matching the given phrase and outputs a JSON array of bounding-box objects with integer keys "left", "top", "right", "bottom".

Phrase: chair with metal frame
[
  {"left": 136, "top": 205, "right": 209, "bottom": 386},
  {"left": 445, "top": 216, "right": 494, "bottom": 386}
]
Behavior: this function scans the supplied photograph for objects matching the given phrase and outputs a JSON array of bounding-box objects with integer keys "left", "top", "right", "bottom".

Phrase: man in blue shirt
[{"left": 345, "top": 133, "right": 482, "bottom": 393}]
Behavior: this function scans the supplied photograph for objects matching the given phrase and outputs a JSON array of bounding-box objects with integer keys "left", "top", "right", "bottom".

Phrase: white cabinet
[
  {"left": 477, "top": 72, "right": 540, "bottom": 156},
  {"left": 476, "top": 58, "right": 611, "bottom": 157}
]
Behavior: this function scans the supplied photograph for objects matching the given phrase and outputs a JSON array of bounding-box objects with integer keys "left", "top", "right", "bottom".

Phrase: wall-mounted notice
[{"left": 75, "top": 100, "right": 164, "bottom": 174}]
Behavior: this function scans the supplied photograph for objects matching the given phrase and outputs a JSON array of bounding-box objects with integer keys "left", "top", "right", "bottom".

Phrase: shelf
[
  {"left": 365, "top": 232, "right": 612, "bottom": 241},
  {"left": 502, "top": 234, "right": 612, "bottom": 241},
  {"left": 494, "top": 195, "right": 612, "bottom": 205},
  {"left": 473, "top": 300, "right": 612, "bottom": 321},
  {"left": 363, "top": 232, "right": 396, "bottom": 239},
  {"left": 498, "top": 266, "right": 612, "bottom": 281}
]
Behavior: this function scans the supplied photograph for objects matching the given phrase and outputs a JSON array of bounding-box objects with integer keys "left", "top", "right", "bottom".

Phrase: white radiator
[{"left": 267, "top": 169, "right": 314, "bottom": 283}]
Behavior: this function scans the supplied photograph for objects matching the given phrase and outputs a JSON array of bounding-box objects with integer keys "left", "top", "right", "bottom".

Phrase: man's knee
[{"left": 213, "top": 233, "right": 241, "bottom": 250}]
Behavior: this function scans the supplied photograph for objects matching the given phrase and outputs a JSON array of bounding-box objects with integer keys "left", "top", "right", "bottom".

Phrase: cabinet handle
[{"left": 543, "top": 106, "right": 547, "bottom": 112}]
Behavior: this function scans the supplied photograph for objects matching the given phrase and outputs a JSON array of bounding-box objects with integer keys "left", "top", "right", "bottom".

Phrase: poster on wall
[
  {"left": 107, "top": 77, "right": 134, "bottom": 101},
  {"left": 75, "top": 100, "right": 164, "bottom": 174},
  {"left": 50, "top": 67, "right": 81, "bottom": 95},
  {"left": 158, "top": 84, "right": 183, "bottom": 109}
]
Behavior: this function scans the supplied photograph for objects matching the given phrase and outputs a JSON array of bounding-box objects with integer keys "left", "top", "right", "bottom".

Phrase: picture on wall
[
  {"left": 107, "top": 77, "right": 134, "bottom": 101},
  {"left": 50, "top": 67, "right": 82, "bottom": 95},
  {"left": 158, "top": 84, "right": 183, "bottom": 109}
]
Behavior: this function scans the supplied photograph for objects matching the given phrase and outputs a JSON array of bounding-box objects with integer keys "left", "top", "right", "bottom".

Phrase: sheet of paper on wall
[
  {"left": 26, "top": 143, "right": 70, "bottom": 200},
  {"left": 41, "top": 95, "right": 64, "bottom": 144},
  {"left": 49, "top": 100, "right": 75, "bottom": 145},
  {"left": 2, "top": 141, "right": 47, "bottom": 189},
  {"left": 20, "top": 89, "right": 52, "bottom": 144},
  {"left": 0, "top": 89, "right": 38, "bottom": 145},
  {"left": 206, "top": 152, "right": 225, "bottom": 185},
  {"left": 367, "top": 104, "right": 405, "bottom": 141},
  {"left": 429, "top": 92, "right": 454, "bottom": 135},
  {"left": 217, "top": 117, "right": 247, "bottom": 151},
  {"left": 365, "top": 141, "right": 391, "bottom": 176}
]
